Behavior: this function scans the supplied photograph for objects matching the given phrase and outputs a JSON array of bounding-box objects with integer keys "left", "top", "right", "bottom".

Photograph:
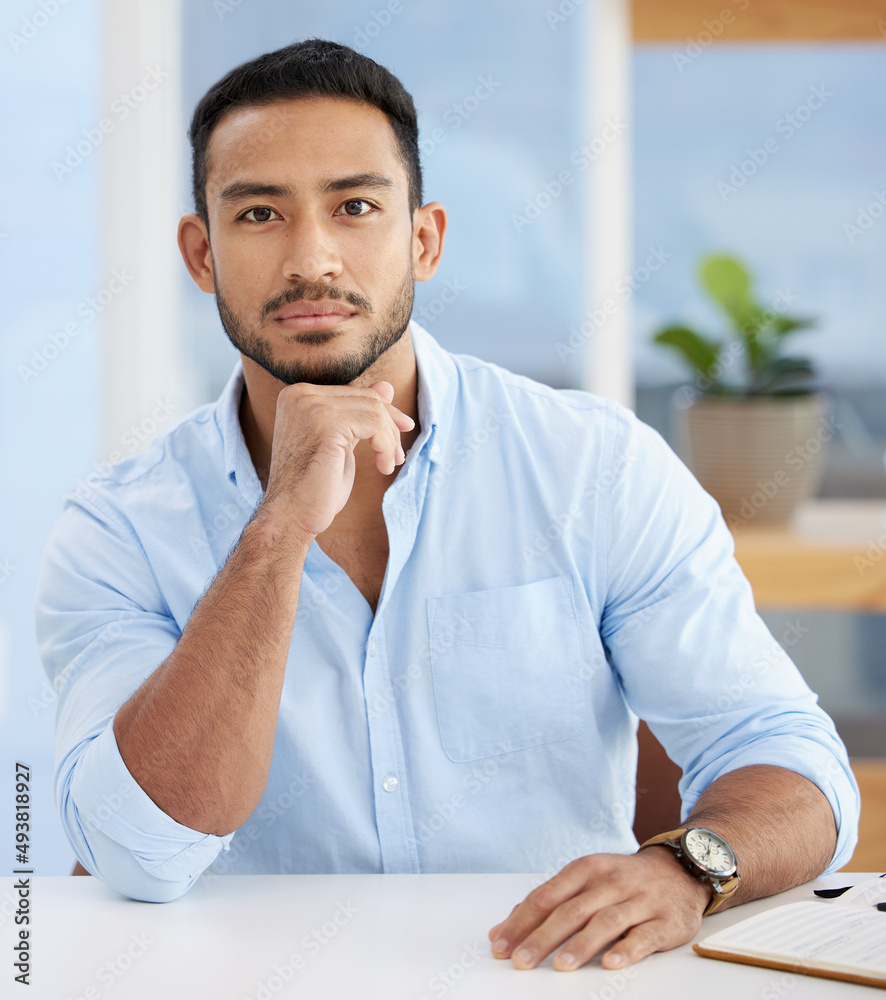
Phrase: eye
[
  {"left": 240, "top": 206, "right": 280, "bottom": 223},
  {"left": 337, "top": 199, "right": 376, "bottom": 217}
]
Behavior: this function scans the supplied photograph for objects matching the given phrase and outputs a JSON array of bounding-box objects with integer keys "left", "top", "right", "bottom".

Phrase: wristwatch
[{"left": 640, "top": 827, "right": 741, "bottom": 916}]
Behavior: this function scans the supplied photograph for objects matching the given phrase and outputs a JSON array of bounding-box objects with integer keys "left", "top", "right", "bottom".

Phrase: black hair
[{"left": 188, "top": 38, "right": 423, "bottom": 226}]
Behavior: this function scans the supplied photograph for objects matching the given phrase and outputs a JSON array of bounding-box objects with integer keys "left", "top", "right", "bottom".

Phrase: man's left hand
[{"left": 488, "top": 848, "right": 710, "bottom": 971}]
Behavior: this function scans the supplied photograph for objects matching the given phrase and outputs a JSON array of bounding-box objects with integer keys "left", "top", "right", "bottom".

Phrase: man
[{"left": 36, "top": 39, "right": 858, "bottom": 973}]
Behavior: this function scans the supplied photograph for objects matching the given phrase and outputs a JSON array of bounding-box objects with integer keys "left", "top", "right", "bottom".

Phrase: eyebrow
[
  {"left": 217, "top": 173, "right": 396, "bottom": 205},
  {"left": 321, "top": 172, "right": 395, "bottom": 194}
]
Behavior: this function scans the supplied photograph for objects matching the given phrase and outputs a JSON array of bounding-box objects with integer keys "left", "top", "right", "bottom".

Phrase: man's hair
[{"left": 188, "top": 38, "right": 423, "bottom": 227}]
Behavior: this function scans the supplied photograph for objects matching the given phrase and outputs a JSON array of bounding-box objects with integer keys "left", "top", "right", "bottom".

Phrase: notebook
[{"left": 693, "top": 876, "right": 886, "bottom": 989}]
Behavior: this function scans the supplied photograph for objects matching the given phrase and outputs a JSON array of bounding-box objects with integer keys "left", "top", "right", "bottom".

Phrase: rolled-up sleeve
[
  {"left": 600, "top": 410, "right": 860, "bottom": 871},
  {"left": 35, "top": 497, "right": 232, "bottom": 901}
]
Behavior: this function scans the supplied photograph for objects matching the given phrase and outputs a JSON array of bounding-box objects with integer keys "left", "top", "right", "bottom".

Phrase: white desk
[{"left": 2, "top": 871, "right": 882, "bottom": 999}]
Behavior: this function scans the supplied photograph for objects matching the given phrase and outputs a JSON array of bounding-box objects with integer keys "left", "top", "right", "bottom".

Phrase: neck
[{"left": 239, "top": 329, "right": 421, "bottom": 497}]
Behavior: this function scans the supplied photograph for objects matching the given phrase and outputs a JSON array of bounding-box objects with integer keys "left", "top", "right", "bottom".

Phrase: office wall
[
  {"left": 1, "top": 0, "right": 103, "bottom": 874},
  {"left": 632, "top": 44, "right": 886, "bottom": 388}
]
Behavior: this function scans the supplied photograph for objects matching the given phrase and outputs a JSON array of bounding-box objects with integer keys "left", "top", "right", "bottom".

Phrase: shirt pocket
[{"left": 426, "top": 575, "right": 587, "bottom": 763}]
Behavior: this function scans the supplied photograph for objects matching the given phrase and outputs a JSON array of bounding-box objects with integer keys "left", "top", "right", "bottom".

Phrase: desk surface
[{"left": 3, "top": 871, "right": 882, "bottom": 999}]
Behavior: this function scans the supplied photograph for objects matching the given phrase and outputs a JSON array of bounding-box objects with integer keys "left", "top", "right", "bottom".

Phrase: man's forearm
[
  {"left": 113, "top": 503, "right": 311, "bottom": 835},
  {"left": 680, "top": 764, "right": 837, "bottom": 906}
]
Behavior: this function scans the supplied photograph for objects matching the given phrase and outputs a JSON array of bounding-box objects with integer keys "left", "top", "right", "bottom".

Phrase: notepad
[{"left": 694, "top": 881, "right": 886, "bottom": 990}]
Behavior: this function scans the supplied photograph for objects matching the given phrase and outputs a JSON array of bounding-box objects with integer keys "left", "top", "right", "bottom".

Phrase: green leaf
[
  {"left": 653, "top": 325, "right": 722, "bottom": 381},
  {"left": 699, "top": 255, "right": 755, "bottom": 328},
  {"left": 739, "top": 323, "right": 770, "bottom": 377},
  {"left": 769, "top": 315, "right": 816, "bottom": 337},
  {"left": 756, "top": 356, "right": 816, "bottom": 392}
]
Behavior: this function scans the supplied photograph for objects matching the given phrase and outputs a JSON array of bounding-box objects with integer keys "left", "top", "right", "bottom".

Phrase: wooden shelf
[
  {"left": 731, "top": 500, "right": 886, "bottom": 612},
  {"left": 844, "top": 759, "right": 886, "bottom": 871},
  {"left": 633, "top": 0, "right": 886, "bottom": 43}
]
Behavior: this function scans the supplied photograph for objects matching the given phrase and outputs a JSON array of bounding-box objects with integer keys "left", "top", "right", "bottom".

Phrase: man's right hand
[{"left": 263, "top": 380, "right": 415, "bottom": 537}]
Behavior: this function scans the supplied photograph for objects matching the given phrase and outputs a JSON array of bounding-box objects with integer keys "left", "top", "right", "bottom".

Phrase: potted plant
[{"left": 652, "top": 254, "right": 831, "bottom": 527}]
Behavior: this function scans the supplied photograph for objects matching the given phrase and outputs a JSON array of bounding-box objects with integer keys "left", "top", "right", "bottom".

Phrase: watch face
[{"left": 681, "top": 828, "right": 737, "bottom": 877}]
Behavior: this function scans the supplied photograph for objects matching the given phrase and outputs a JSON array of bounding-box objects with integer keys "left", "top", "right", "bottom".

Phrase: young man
[{"left": 37, "top": 40, "right": 858, "bottom": 972}]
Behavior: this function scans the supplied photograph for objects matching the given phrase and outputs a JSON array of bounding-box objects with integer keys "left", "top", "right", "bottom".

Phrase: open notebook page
[{"left": 695, "top": 901, "right": 886, "bottom": 983}]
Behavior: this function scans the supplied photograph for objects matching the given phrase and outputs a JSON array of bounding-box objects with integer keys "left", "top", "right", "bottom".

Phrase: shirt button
[
  {"left": 431, "top": 444, "right": 441, "bottom": 455},
  {"left": 368, "top": 640, "right": 378, "bottom": 656},
  {"left": 382, "top": 775, "right": 399, "bottom": 792}
]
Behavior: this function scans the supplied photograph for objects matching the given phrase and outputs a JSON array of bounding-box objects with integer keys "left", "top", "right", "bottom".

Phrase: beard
[{"left": 213, "top": 260, "right": 415, "bottom": 386}]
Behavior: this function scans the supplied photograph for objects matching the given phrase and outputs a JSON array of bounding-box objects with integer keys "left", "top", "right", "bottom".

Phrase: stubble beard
[{"left": 214, "top": 261, "right": 415, "bottom": 386}]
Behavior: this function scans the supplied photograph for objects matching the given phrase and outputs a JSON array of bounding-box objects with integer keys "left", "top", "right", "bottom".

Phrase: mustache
[{"left": 261, "top": 283, "right": 372, "bottom": 322}]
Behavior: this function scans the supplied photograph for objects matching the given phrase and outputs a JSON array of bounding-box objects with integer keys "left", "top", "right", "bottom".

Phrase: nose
[{"left": 281, "top": 212, "right": 343, "bottom": 283}]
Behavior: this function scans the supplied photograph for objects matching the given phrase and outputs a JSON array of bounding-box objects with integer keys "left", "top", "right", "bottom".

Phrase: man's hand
[
  {"left": 263, "top": 380, "right": 415, "bottom": 537},
  {"left": 488, "top": 848, "right": 710, "bottom": 971}
]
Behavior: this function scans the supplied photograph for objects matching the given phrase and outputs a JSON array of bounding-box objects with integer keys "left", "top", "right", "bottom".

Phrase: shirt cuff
[{"left": 67, "top": 720, "right": 234, "bottom": 887}]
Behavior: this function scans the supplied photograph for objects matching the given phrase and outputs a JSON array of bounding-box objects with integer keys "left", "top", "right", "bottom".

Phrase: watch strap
[
  {"left": 639, "top": 827, "right": 741, "bottom": 916},
  {"left": 702, "top": 871, "right": 741, "bottom": 915},
  {"left": 639, "top": 827, "right": 687, "bottom": 849}
]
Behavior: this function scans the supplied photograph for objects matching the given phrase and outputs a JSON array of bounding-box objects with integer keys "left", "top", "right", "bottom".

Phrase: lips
[{"left": 273, "top": 299, "right": 357, "bottom": 332}]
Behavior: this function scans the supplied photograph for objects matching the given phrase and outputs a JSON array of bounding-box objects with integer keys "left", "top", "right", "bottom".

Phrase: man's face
[{"left": 200, "top": 97, "right": 418, "bottom": 385}]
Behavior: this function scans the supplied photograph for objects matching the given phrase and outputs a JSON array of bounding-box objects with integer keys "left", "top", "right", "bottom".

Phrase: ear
[
  {"left": 412, "top": 202, "right": 447, "bottom": 283},
  {"left": 178, "top": 214, "right": 216, "bottom": 293}
]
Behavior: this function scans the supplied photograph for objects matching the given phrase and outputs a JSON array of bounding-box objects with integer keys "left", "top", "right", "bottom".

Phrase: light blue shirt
[{"left": 36, "top": 322, "right": 859, "bottom": 902}]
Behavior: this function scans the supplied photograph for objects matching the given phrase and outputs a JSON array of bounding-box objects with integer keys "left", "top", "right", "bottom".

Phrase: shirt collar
[
  {"left": 409, "top": 320, "right": 457, "bottom": 465},
  {"left": 214, "top": 318, "right": 458, "bottom": 490},
  {"left": 215, "top": 361, "right": 260, "bottom": 499}
]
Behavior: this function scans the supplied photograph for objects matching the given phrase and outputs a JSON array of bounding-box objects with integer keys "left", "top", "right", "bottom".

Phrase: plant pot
[{"left": 672, "top": 391, "right": 832, "bottom": 527}]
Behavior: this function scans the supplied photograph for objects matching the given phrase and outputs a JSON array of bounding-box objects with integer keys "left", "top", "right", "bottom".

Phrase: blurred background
[{"left": 1, "top": 0, "right": 883, "bottom": 874}]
